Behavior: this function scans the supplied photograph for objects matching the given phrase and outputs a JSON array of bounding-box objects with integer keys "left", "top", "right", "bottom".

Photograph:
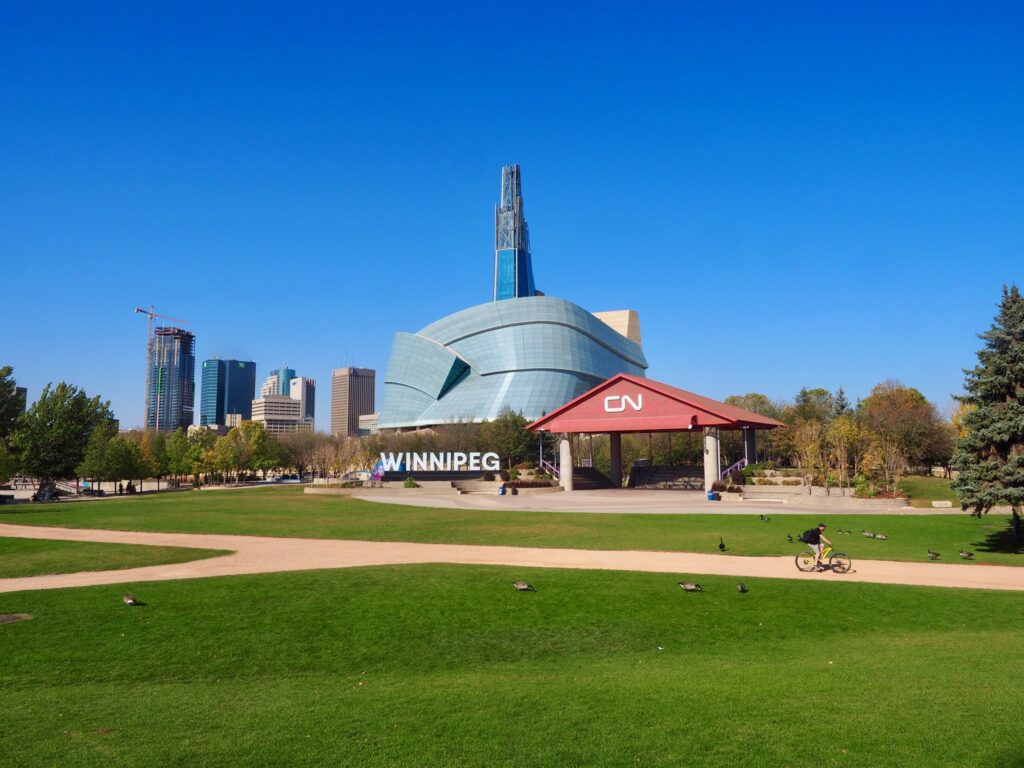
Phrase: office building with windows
[
  {"left": 379, "top": 166, "right": 646, "bottom": 429},
  {"left": 145, "top": 327, "right": 196, "bottom": 431},
  {"left": 200, "top": 359, "right": 256, "bottom": 427},
  {"left": 289, "top": 376, "right": 316, "bottom": 421},
  {"left": 331, "top": 367, "right": 375, "bottom": 437},
  {"left": 260, "top": 367, "right": 297, "bottom": 398},
  {"left": 251, "top": 395, "right": 313, "bottom": 436}
]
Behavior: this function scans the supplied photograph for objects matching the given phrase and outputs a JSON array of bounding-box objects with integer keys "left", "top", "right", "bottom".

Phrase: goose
[
  {"left": 718, "top": 537, "right": 727, "bottom": 552},
  {"left": 959, "top": 550, "right": 975, "bottom": 560},
  {"left": 123, "top": 595, "right": 143, "bottom": 606},
  {"left": 678, "top": 581, "right": 703, "bottom": 592},
  {"left": 512, "top": 581, "right": 536, "bottom": 592},
  {"left": 736, "top": 583, "right": 748, "bottom": 594},
  {"left": 786, "top": 534, "right": 794, "bottom": 543},
  {"left": 759, "top": 515, "right": 771, "bottom": 522},
  {"left": 861, "top": 530, "right": 875, "bottom": 538},
  {"left": 927, "top": 550, "right": 940, "bottom": 561},
  {"left": 875, "top": 533, "right": 888, "bottom": 540}
]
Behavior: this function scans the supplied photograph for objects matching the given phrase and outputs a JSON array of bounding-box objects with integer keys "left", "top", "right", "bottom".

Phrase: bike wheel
[
  {"left": 830, "top": 553, "right": 852, "bottom": 574},
  {"left": 795, "top": 552, "right": 817, "bottom": 572}
]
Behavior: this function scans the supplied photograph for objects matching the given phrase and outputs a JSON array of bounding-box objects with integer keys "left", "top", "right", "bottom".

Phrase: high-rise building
[
  {"left": 289, "top": 376, "right": 316, "bottom": 421},
  {"left": 260, "top": 367, "right": 297, "bottom": 398},
  {"left": 251, "top": 395, "right": 313, "bottom": 436},
  {"left": 200, "top": 359, "right": 256, "bottom": 427},
  {"left": 331, "top": 367, "right": 375, "bottom": 437},
  {"left": 493, "top": 164, "right": 537, "bottom": 301},
  {"left": 145, "top": 327, "right": 196, "bottom": 431}
]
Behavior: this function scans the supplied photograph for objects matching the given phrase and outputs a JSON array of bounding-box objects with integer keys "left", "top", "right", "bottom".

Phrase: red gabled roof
[{"left": 527, "top": 374, "right": 786, "bottom": 433}]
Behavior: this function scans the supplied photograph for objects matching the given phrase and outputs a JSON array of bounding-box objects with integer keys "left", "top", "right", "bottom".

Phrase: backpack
[{"left": 799, "top": 529, "right": 816, "bottom": 544}]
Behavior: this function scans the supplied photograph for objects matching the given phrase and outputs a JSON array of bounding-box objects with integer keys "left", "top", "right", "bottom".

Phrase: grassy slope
[
  {"left": 1, "top": 565, "right": 1022, "bottom": 767},
  {"left": 898, "top": 475, "right": 960, "bottom": 508},
  {"left": 0, "top": 537, "right": 229, "bottom": 579},
  {"left": 2, "top": 487, "right": 1020, "bottom": 567}
]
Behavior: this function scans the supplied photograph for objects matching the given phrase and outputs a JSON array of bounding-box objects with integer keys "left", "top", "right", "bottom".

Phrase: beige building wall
[
  {"left": 251, "top": 395, "right": 313, "bottom": 436},
  {"left": 331, "top": 367, "right": 375, "bottom": 437},
  {"left": 592, "top": 310, "right": 642, "bottom": 346}
]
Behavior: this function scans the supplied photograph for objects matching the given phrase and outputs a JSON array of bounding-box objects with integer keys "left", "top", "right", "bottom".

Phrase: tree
[
  {"left": 140, "top": 430, "right": 168, "bottom": 484},
  {"left": 831, "top": 387, "right": 851, "bottom": 419},
  {"left": 0, "top": 443, "right": 19, "bottom": 485},
  {"left": 164, "top": 429, "right": 191, "bottom": 480},
  {"left": 792, "top": 420, "right": 822, "bottom": 493},
  {"left": 280, "top": 431, "right": 318, "bottom": 478},
  {"left": 187, "top": 429, "right": 218, "bottom": 481},
  {"left": 794, "top": 388, "right": 834, "bottom": 424},
  {"left": 76, "top": 421, "right": 118, "bottom": 488},
  {"left": 860, "top": 381, "right": 945, "bottom": 470},
  {"left": 825, "top": 414, "right": 860, "bottom": 494},
  {"left": 952, "top": 284, "right": 1024, "bottom": 540},
  {"left": 105, "top": 436, "right": 147, "bottom": 486},
  {"left": 0, "top": 366, "right": 23, "bottom": 442},
  {"left": 478, "top": 408, "right": 533, "bottom": 467},
  {"left": 11, "top": 382, "right": 114, "bottom": 481}
]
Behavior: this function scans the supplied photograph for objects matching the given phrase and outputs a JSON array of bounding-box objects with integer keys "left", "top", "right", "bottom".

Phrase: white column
[
  {"left": 703, "top": 427, "right": 720, "bottom": 492},
  {"left": 559, "top": 438, "right": 574, "bottom": 492}
]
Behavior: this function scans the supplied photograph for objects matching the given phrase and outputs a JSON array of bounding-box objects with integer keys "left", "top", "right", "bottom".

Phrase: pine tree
[
  {"left": 831, "top": 387, "right": 851, "bottom": 419},
  {"left": 952, "top": 285, "right": 1024, "bottom": 541}
]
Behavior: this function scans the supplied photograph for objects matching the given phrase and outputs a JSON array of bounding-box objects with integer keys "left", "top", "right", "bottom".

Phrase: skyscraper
[
  {"left": 145, "top": 327, "right": 196, "bottom": 431},
  {"left": 200, "top": 359, "right": 256, "bottom": 427},
  {"left": 289, "top": 376, "right": 316, "bottom": 421},
  {"left": 493, "top": 164, "right": 537, "bottom": 301},
  {"left": 331, "top": 367, "right": 375, "bottom": 437},
  {"left": 260, "top": 367, "right": 297, "bottom": 397}
]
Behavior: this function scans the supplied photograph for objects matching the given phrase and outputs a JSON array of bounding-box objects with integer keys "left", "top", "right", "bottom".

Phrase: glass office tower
[
  {"left": 145, "top": 327, "right": 196, "bottom": 431},
  {"left": 200, "top": 359, "right": 257, "bottom": 426},
  {"left": 493, "top": 164, "right": 537, "bottom": 301}
]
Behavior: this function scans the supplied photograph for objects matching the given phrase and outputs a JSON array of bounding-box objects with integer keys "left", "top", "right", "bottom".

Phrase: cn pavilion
[{"left": 378, "top": 165, "right": 648, "bottom": 429}]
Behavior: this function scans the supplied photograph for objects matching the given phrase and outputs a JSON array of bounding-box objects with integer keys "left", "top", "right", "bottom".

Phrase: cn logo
[{"left": 604, "top": 394, "right": 643, "bottom": 413}]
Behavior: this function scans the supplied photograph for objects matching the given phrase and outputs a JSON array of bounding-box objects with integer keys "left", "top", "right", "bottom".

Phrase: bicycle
[{"left": 795, "top": 544, "right": 851, "bottom": 574}]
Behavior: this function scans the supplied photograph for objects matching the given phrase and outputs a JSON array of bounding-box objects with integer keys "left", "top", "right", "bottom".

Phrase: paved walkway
[{"left": 1, "top": 523, "right": 1022, "bottom": 594}]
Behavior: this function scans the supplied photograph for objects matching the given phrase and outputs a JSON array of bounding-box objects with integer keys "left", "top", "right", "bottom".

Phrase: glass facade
[
  {"left": 201, "top": 359, "right": 256, "bottom": 426},
  {"left": 379, "top": 295, "right": 648, "bottom": 428},
  {"left": 493, "top": 165, "right": 537, "bottom": 301},
  {"left": 145, "top": 327, "right": 196, "bottom": 431}
]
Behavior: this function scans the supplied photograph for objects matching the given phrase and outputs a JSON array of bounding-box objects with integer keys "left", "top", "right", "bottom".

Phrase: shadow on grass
[{"left": 972, "top": 518, "right": 1024, "bottom": 556}]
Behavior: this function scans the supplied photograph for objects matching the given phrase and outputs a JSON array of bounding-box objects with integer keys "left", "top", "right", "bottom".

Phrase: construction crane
[{"left": 134, "top": 306, "right": 190, "bottom": 431}]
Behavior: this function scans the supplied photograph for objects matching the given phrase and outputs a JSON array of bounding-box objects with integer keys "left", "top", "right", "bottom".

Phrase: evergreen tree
[
  {"left": 831, "top": 387, "right": 851, "bottom": 419},
  {"left": 952, "top": 285, "right": 1024, "bottom": 541}
]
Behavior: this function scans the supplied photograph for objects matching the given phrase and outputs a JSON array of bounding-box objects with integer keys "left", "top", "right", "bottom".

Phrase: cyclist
[{"left": 802, "top": 523, "right": 832, "bottom": 571}]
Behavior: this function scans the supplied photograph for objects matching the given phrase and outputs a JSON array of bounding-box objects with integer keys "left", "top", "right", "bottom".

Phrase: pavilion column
[
  {"left": 609, "top": 432, "right": 622, "bottom": 488},
  {"left": 703, "top": 427, "right": 720, "bottom": 492},
  {"left": 559, "top": 438, "right": 574, "bottom": 492},
  {"left": 743, "top": 428, "right": 757, "bottom": 465}
]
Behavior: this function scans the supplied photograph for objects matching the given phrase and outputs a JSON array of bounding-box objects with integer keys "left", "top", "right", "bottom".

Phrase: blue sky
[{"left": 2, "top": 2, "right": 1022, "bottom": 430}]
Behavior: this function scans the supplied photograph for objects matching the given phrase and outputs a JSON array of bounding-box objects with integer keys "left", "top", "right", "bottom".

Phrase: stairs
[
  {"left": 631, "top": 465, "right": 703, "bottom": 490},
  {"left": 572, "top": 466, "right": 616, "bottom": 490}
]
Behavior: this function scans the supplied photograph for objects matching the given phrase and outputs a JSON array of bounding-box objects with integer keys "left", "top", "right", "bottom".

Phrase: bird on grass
[
  {"left": 875, "top": 533, "right": 888, "bottom": 541},
  {"left": 759, "top": 514, "right": 771, "bottom": 522},
  {"left": 862, "top": 530, "right": 876, "bottom": 538},
  {"left": 512, "top": 581, "right": 536, "bottom": 592},
  {"left": 718, "top": 537, "right": 727, "bottom": 552},
  {"left": 786, "top": 534, "right": 794, "bottom": 543},
  {"left": 959, "top": 550, "right": 975, "bottom": 560},
  {"left": 678, "top": 581, "right": 703, "bottom": 592},
  {"left": 928, "top": 550, "right": 941, "bottom": 561},
  {"left": 736, "top": 583, "right": 748, "bottom": 594},
  {"left": 836, "top": 529, "right": 851, "bottom": 535},
  {"left": 123, "top": 595, "right": 144, "bottom": 607}
]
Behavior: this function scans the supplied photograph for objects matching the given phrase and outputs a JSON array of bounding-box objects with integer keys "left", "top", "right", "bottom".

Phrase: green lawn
[
  {"left": 1, "top": 565, "right": 1022, "bottom": 767},
  {"left": 0, "top": 537, "right": 229, "bottom": 579},
  {"left": 2, "top": 487, "right": 1020, "bottom": 566},
  {"left": 898, "top": 475, "right": 961, "bottom": 508}
]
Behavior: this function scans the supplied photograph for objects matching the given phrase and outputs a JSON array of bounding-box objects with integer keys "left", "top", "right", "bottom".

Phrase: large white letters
[
  {"left": 603, "top": 393, "right": 643, "bottom": 413},
  {"left": 379, "top": 451, "right": 504, "bottom": 473}
]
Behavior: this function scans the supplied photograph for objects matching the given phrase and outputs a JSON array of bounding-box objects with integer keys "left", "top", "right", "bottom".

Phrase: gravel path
[{"left": 1, "top": 523, "right": 1022, "bottom": 594}]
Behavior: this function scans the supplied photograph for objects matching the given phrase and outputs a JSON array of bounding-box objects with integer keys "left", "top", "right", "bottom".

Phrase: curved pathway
[{"left": 1, "top": 523, "right": 1022, "bottom": 594}]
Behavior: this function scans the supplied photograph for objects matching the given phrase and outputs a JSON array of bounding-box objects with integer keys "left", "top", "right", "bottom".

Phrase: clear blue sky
[{"left": 2, "top": 2, "right": 1022, "bottom": 430}]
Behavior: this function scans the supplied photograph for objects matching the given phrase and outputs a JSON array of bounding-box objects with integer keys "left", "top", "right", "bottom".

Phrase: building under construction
[{"left": 145, "top": 327, "right": 196, "bottom": 431}]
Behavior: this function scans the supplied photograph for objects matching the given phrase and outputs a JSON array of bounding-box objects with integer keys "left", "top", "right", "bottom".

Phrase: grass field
[
  {"left": 898, "top": 475, "right": 961, "bottom": 508},
  {"left": 0, "top": 537, "right": 228, "bottom": 579},
  {"left": 2, "top": 487, "right": 1020, "bottom": 566},
  {"left": 2, "top": 565, "right": 1022, "bottom": 767}
]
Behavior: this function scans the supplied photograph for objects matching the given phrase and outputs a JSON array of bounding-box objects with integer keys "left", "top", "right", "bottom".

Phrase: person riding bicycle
[{"left": 802, "top": 523, "right": 832, "bottom": 571}]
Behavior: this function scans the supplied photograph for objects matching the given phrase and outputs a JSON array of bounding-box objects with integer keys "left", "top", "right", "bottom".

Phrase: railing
[
  {"left": 55, "top": 481, "right": 80, "bottom": 495},
  {"left": 540, "top": 458, "right": 560, "bottom": 480},
  {"left": 720, "top": 457, "right": 748, "bottom": 481}
]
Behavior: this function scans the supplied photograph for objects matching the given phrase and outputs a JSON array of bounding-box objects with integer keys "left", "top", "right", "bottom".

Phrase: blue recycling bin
[
  {"left": 707, "top": 490, "right": 717, "bottom": 501},
  {"left": 498, "top": 485, "right": 506, "bottom": 496}
]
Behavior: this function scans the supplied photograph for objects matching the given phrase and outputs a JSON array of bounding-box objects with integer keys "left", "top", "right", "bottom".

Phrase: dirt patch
[{"left": 0, "top": 613, "right": 33, "bottom": 625}]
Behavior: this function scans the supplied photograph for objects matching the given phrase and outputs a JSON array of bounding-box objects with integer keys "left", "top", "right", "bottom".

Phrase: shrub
[
  {"left": 509, "top": 467, "right": 520, "bottom": 481},
  {"left": 754, "top": 478, "right": 773, "bottom": 485},
  {"left": 499, "top": 469, "right": 510, "bottom": 482},
  {"left": 782, "top": 479, "right": 802, "bottom": 486},
  {"left": 729, "top": 469, "right": 745, "bottom": 485},
  {"left": 534, "top": 470, "right": 550, "bottom": 480},
  {"left": 726, "top": 485, "right": 743, "bottom": 494},
  {"left": 711, "top": 480, "right": 729, "bottom": 492},
  {"left": 523, "top": 460, "right": 537, "bottom": 470},
  {"left": 403, "top": 477, "right": 419, "bottom": 489},
  {"left": 482, "top": 470, "right": 495, "bottom": 482},
  {"left": 506, "top": 479, "right": 555, "bottom": 488}
]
